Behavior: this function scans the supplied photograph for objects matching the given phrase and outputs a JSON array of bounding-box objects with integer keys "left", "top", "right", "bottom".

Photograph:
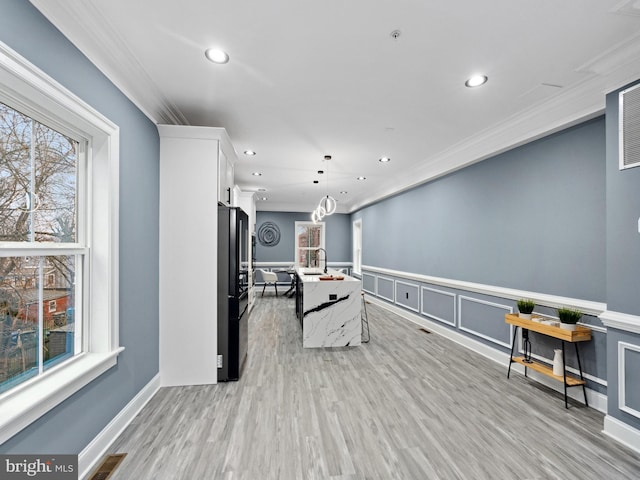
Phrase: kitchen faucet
[{"left": 316, "top": 248, "right": 328, "bottom": 274}]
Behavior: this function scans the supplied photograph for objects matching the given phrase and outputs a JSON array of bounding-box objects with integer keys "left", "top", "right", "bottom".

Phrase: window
[
  {"left": 352, "top": 219, "right": 362, "bottom": 275},
  {"left": 295, "top": 221, "right": 325, "bottom": 268},
  {"left": 0, "top": 42, "right": 121, "bottom": 444},
  {"left": 1, "top": 102, "right": 79, "bottom": 393}
]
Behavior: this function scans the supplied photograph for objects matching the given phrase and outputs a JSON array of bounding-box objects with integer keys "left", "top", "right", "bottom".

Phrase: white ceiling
[{"left": 31, "top": 0, "right": 640, "bottom": 213}]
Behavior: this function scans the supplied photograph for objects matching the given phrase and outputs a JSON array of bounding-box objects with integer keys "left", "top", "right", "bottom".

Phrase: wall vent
[{"left": 619, "top": 83, "right": 640, "bottom": 170}]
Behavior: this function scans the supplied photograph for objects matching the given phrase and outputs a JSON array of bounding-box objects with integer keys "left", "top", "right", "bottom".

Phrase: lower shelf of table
[{"left": 511, "top": 356, "right": 586, "bottom": 386}]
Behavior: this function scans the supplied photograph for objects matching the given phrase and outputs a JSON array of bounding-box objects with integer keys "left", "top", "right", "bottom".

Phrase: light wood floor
[{"left": 106, "top": 296, "right": 640, "bottom": 479}]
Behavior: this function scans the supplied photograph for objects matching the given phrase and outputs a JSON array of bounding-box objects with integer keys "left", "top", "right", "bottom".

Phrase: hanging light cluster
[{"left": 312, "top": 155, "right": 337, "bottom": 223}]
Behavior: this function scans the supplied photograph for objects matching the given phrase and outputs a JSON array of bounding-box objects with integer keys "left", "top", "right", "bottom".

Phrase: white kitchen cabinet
[
  {"left": 158, "top": 125, "right": 238, "bottom": 387},
  {"left": 218, "top": 147, "right": 235, "bottom": 205}
]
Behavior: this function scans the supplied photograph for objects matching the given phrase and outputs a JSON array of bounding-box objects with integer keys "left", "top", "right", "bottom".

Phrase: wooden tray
[{"left": 319, "top": 276, "right": 344, "bottom": 281}]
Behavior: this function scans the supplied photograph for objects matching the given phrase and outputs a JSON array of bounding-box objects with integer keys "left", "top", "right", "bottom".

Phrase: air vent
[
  {"left": 88, "top": 453, "right": 127, "bottom": 480},
  {"left": 619, "top": 83, "right": 640, "bottom": 170}
]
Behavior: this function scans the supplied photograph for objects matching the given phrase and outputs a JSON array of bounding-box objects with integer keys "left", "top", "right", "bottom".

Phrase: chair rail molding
[
  {"left": 600, "top": 310, "right": 640, "bottom": 335},
  {"left": 362, "top": 265, "right": 607, "bottom": 316}
]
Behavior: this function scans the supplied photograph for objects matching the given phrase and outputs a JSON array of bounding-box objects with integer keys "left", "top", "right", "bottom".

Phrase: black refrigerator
[{"left": 217, "top": 204, "right": 249, "bottom": 381}]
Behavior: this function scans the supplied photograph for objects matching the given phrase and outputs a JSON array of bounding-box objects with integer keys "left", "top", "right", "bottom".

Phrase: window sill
[{"left": 0, "top": 347, "right": 124, "bottom": 445}]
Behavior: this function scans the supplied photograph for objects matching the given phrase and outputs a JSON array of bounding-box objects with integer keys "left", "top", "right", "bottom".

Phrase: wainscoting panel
[
  {"left": 458, "top": 295, "right": 513, "bottom": 348},
  {"left": 362, "top": 273, "right": 376, "bottom": 295},
  {"left": 377, "top": 276, "right": 395, "bottom": 302},
  {"left": 360, "top": 265, "right": 608, "bottom": 400},
  {"left": 619, "top": 342, "right": 640, "bottom": 419},
  {"left": 421, "top": 286, "right": 456, "bottom": 327},
  {"left": 395, "top": 281, "right": 419, "bottom": 312}
]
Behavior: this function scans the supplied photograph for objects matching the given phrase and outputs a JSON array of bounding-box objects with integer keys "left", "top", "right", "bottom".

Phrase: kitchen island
[{"left": 295, "top": 267, "right": 362, "bottom": 348}]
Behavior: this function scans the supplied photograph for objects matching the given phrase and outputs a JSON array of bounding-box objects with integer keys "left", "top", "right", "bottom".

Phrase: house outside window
[{"left": 295, "top": 221, "right": 325, "bottom": 268}]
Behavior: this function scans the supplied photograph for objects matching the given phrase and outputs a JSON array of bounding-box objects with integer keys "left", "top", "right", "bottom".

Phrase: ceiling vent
[{"left": 619, "top": 83, "right": 640, "bottom": 170}]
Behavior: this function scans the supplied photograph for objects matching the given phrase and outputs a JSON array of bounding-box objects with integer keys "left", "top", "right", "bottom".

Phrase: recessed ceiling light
[
  {"left": 244, "top": 150, "right": 256, "bottom": 156},
  {"left": 260, "top": 197, "right": 267, "bottom": 201},
  {"left": 252, "top": 172, "right": 262, "bottom": 176},
  {"left": 257, "top": 188, "right": 267, "bottom": 192},
  {"left": 313, "top": 180, "right": 319, "bottom": 184},
  {"left": 465, "top": 74, "right": 488, "bottom": 88},
  {"left": 357, "top": 176, "right": 367, "bottom": 180},
  {"left": 340, "top": 191, "right": 348, "bottom": 194},
  {"left": 205, "top": 48, "right": 229, "bottom": 64},
  {"left": 379, "top": 157, "right": 391, "bottom": 163}
]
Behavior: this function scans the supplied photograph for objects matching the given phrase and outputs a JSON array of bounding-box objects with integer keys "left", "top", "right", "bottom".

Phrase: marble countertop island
[{"left": 295, "top": 267, "right": 362, "bottom": 348}]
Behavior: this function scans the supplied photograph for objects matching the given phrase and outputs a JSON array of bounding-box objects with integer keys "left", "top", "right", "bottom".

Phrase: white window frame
[
  {"left": 48, "top": 300, "right": 57, "bottom": 313},
  {"left": 352, "top": 218, "right": 362, "bottom": 275},
  {"left": 294, "top": 221, "right": 325, "bottom": 268},
  {"left": 0, "top": 41, "right": 122, "bottom": 444}
]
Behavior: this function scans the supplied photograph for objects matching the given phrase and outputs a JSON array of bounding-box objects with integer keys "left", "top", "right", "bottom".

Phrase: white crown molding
[
  {"left": 362, "top": 265, "right": 607, "bottom": 316},
  {"left": 29, "top": 0, "right": 188, "bottom": 125},
  {"left": 576, "top": 30, "right": 640, "bottom": 77},
  {"left": 601, "top": 310, "right": 640, "bottom": 334}
]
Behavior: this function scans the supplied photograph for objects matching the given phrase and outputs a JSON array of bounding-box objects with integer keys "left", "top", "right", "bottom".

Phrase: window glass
[
  {"left": 295, "top": 222, "right": 324, "bottom": 268},
  {"left": 0, "top": 255, "right": 76, "bottom": 393},
  {"left": 0, "top": 102, "right": 78, "bottom": 244},
  {"left": 0, "top": 100, "right": 80, "bottom": 395}
]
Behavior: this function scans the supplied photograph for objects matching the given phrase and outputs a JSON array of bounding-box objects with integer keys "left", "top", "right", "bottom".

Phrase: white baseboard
[
  {"left": 79, "top": 373, "right": 161, "bottom": 479},
  {"left": 603, "top": 415, "right": 640, "bottom": 455},
  {"left": 367, "top": 296, "right": 606, "bottom": 413}
]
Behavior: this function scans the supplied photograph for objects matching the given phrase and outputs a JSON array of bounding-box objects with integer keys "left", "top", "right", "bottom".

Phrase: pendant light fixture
[{"left": 312, "top": 155, "right": 337, "bottom": 223}]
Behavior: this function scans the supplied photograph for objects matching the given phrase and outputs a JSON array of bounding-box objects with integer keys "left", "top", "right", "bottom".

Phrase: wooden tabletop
[{"left": 505, "top": 313, "right": 592, "bottom": 342}]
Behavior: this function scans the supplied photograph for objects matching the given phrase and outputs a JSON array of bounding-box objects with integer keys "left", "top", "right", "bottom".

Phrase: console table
[{"left": 505, "top": 313, "right": 591, "bottom": 408}]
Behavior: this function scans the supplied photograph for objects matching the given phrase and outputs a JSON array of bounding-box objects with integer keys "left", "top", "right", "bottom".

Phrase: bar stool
[{"left": 361, "top": 291, "right": 370, "bottom": 343}]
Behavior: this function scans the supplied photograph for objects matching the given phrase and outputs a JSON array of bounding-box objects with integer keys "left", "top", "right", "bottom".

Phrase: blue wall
[
  {"left": 256, "top": 211, "right": 351, "bottom": 263},
  {"left": 354, "top": 118, "right": 606, "bottom": 301},
  {"left": 605, "top": 82, "right": 640, "bottom": 317},
  {"left": 605, "top": 80, "right": 640, "bottom": 430},
  {"left": 0, "top": 0, "right": 159, "bottom": 452}
]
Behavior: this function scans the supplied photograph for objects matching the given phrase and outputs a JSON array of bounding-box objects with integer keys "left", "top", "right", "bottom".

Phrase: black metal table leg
[
  {"left": 562, "top": 341, "right": 568, "bottom": 408},
  {"left": 574, "top": 342, "right": 589, "bottom": 407},
  {"left": 507, "top": 326, "right": 519, "bottom": 378}
]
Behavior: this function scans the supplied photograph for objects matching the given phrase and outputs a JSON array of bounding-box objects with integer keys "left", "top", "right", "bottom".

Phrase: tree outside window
[{"left": 0, "top": 102, "right": 79, "bottom": 393}]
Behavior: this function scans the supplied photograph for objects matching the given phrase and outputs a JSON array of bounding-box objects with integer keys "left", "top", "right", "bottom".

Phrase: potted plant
[
  {"left": 517, "top": 299, "right": 535, "bottom": 320},
  {"left": 557, "top": 307, "right": 582, "bottom": 330}
]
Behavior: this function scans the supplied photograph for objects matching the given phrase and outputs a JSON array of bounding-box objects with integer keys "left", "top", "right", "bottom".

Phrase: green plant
[
  {"left": 557, "top": 307, "right": 582, "bottom": 324},
  {"left": 517, "top": 299, "right": 535, "bottom": 314}
]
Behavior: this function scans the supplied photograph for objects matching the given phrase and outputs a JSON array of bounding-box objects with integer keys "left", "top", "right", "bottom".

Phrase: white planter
[
  {"left": 519, "top": 313, "right": 532, "bottom": 320},
  {"left": 552, "top": 349, "right": 564, "bottom": 376},
  {"left": 560, "top": 322, "right": 577, "bottom": 331}
]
